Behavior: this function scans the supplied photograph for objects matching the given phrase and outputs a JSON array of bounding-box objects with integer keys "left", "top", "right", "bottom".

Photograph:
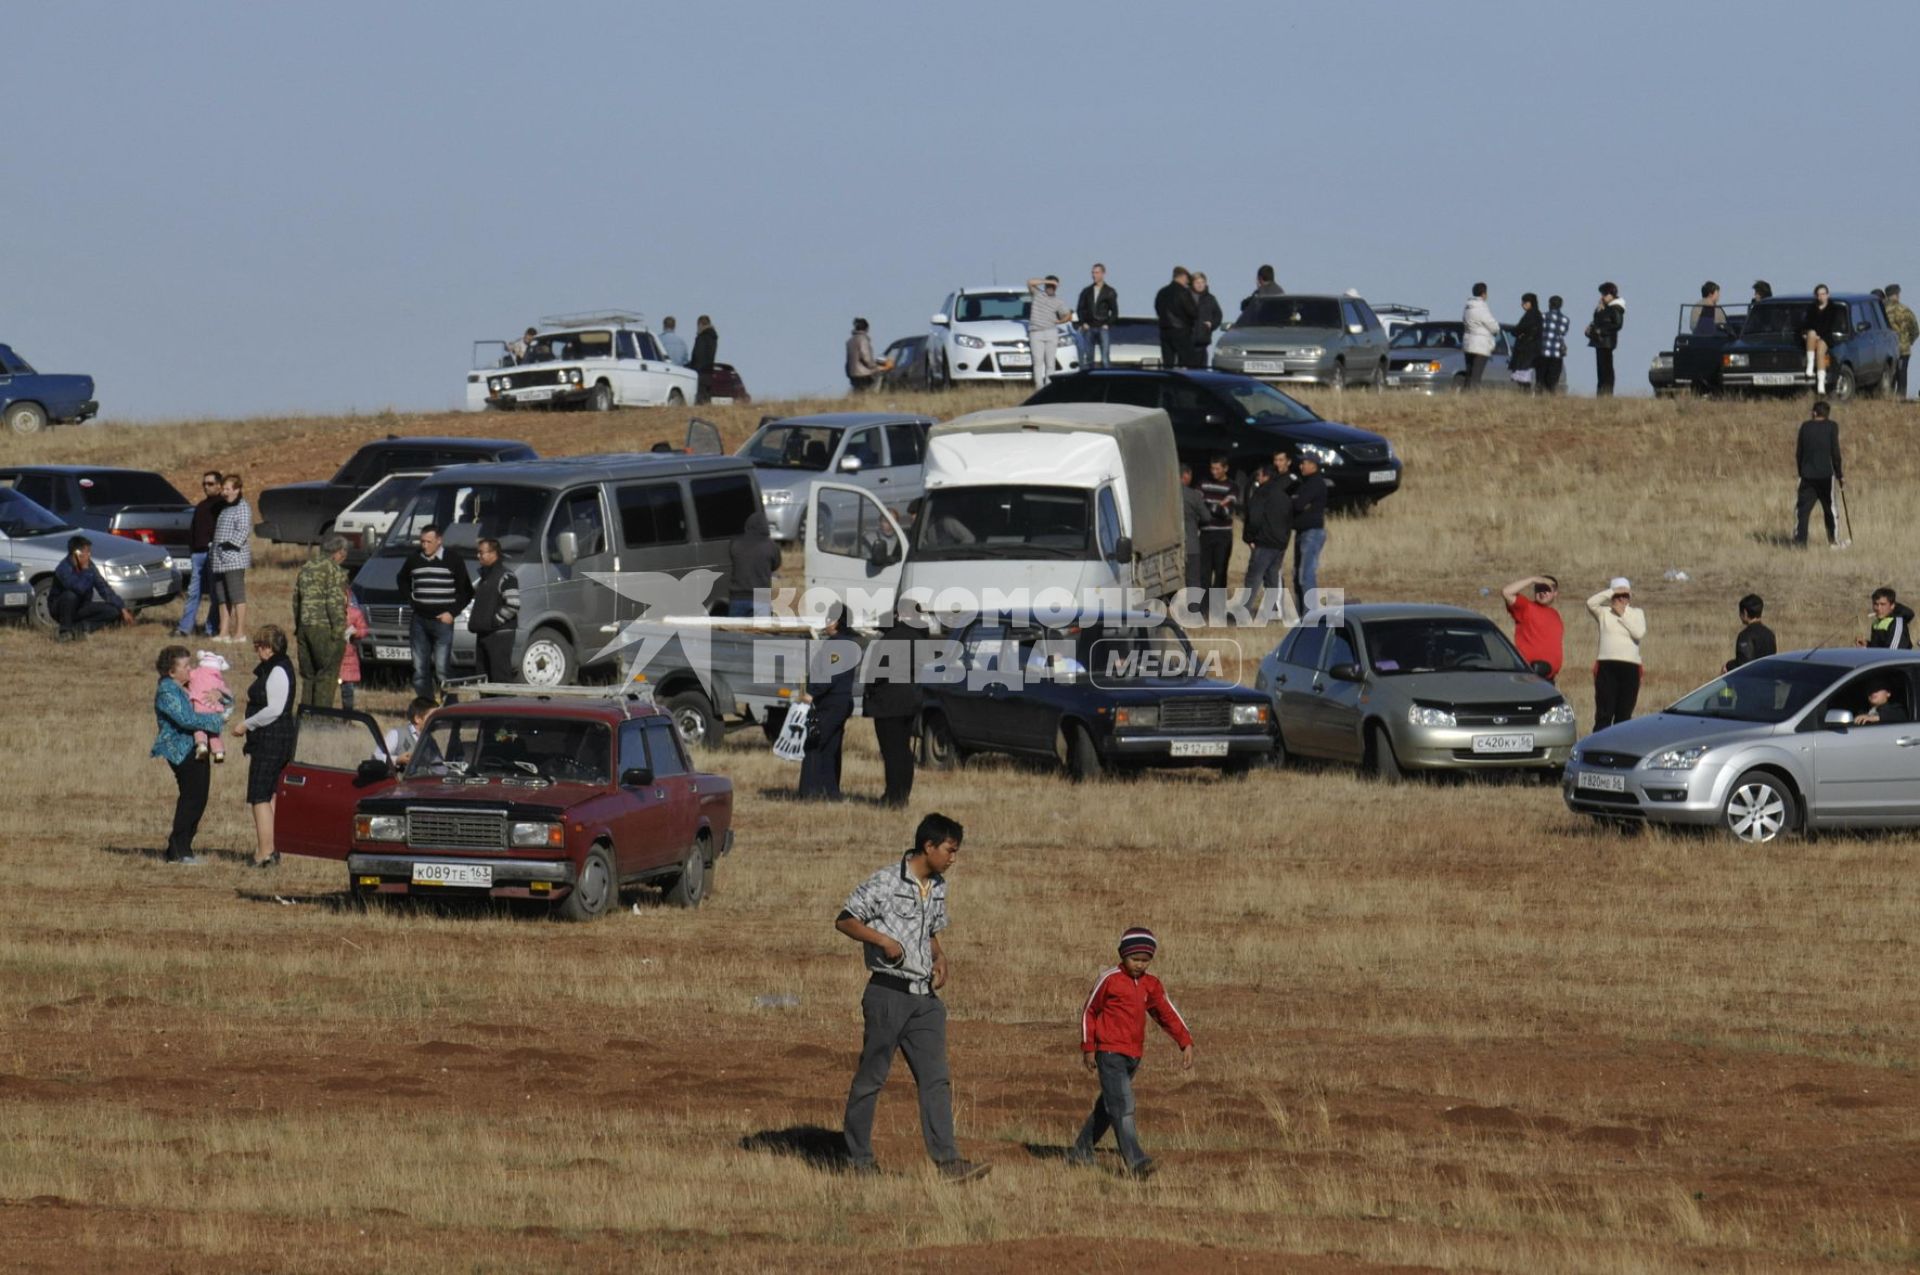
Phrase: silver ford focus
[{"left": 1563, "top": 649, "right": 1920, "bottom": 842}]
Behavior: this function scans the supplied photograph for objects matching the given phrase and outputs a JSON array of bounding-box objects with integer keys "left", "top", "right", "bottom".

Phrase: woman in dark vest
[
  {"left": 797, "top": 604, "right": 857, "bottom": 801},
  {"left": 232, "top": 624, "right": 298, "bottom": 868}
]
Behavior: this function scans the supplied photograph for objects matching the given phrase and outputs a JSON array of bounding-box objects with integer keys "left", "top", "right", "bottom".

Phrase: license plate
[
  {"left": 150, "top": 580, "right": 173, "bottom": 597},
  {"left": 0, "top": 588, "right": 28, "bottom": 608},
  {"left": 1242, "top": 360, "right": 1284, "bottom": 373},
  {"left": 1170, "top": 741, "right": 1230, "bottom": 757},
  {"left": 373, "top": 644, "right": 411, "bottom": 661},
  {"left": 1752, "top": 373, "right": 1797, "bottom": 386},
  {"left": 1369, "top": 469, "right": 1396, "bottom": 484},
  {"left": 1471, "top": 733, "right": 1534, "bottom": 754},
  {"left": 1000, "top": 355, "right": 1032, "bottom": 369},
  {"left": 411, "top": 862, "right": 492, "bottom": 888},
  {"left": 1385, "top": 376, "right": 1402, "bottom": 385},
  {"left": 517, "top": 387, "right": 556, "bottom": 401},
  {"left": 1576, "top": 771, "right": 1627, "bottom": 793}
]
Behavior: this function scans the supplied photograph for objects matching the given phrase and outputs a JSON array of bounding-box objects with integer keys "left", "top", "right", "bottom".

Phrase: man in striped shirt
[{"left": 397, "top": 524, "right": 473, "bottom": 701}]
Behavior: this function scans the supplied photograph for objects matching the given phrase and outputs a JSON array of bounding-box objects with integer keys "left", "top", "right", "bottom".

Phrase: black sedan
[
  {"left": 918, "top": 615, "right": 1273, "bottom": 780},
  {"left": 1024, "top": 368, "right": 1402, "bottom": 506}
]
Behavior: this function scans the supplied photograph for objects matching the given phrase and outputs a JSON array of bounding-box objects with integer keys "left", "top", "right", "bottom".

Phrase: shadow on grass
[
  {"left": 103, "top": 844, "right": 257, "bottom": 866},
  {"left": 1020, "top": 1142, "right": 1081, "bottom": 1162},
  {"left": 738, "top": 1124, "right": 852, "bottom": 1172},
  {"left": 1750, "top": 529, "right": 1802, "bottom": 549}
]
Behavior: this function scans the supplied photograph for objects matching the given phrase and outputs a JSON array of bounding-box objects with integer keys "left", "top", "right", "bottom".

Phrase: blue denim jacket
[{"left": 152, "top": 677, "right": 227, "bottom": 766}]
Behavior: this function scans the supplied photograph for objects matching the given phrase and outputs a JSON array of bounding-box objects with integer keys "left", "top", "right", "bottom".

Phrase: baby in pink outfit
[{"left": 187, "top": 650, "right": 234, "bottom": 762}]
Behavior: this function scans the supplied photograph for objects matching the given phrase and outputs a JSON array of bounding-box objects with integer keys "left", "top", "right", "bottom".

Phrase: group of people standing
[
  {"left": 1500, "top": 573, "right": 1647, "bottom": 733},
  {"left": 1181, "top": 450, "right": 1328, "bottom": 615},
  {"left": 1460, "top": 283, "right": 1616, "bottom": 395}
]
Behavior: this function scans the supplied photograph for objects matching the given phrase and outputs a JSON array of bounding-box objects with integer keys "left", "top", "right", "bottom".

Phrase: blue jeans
[
  {"left": 1071, "top": 1052, "right": 1147, "bottom": 1170},
  {"left": 1292, "top": 527, "right": 1326, "bottom": 611},
  {"left": 410, "top": 613, "right": 453, "bottom": 700},
  {"left": 727, "top": 596, "right": 773, "bottom": 618},
  {"left": 1077, "top": 327, "right": 1111, "bottom": 370},
  {"left": 176, "top": 552, "right": 216, "bottom": 636},
  {"left": 1246, "top": 544, "right": 1286, "bottom": 611}
]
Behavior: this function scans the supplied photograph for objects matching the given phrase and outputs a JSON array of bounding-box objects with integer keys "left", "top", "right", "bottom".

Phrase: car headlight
[
  {"left": 1294, "top": 347, "right": 1325, "bottom": 360},
  {"left": 1406, "top": 361, "right": 1442, "bottom": 374},
  {"left": 161, "top": 556, "right": 176, "bottom": 572},
  {"left": 1114, "top": 705, "right": 1158, "bottom": 728},
  {"left": 0, "top": 566, "right": 21, "bottom": 584},
  {"left": 1298, "top": 443, "right": 1341, "bottom": 468},
  {"left": 1541, "top": 703, "right": 1576, "bottom": 725},
  {"left": 569, "top": 369, "right": 585, "bottom": 384},
  {"left": 954, "top": 334, "right": 986, "bottom": 349},
  {"left": 510, "top": 820, "right": 565, "bottom": 849},
  {"left": 355, "top": 814, "right": 407, "bottom": 842},
  {"left": 1653, "top": 353, "right": 1674, "bottom": 368},
  {"left": 98, "top": 562, "right": 134, "bottom": 581},
  {"left": 1723, "top": 353, "right": 1749, "bottom": 368},
  {"left": 489, "top": 377, "right": 504, "bottom": 392},
  {"left": 761, "top": 489, "right": 793, "bottom": 505},
  {"left": 1647, "top": 745, "right": 1710, "bottom": 771},
  {"left": 1384, "top": 440, "right": 1397, "bottom": 459},
  {"left": 1231, "top": 703, "right": 1268, "bottom": 726},
  {"left": 1408, "top": 705, "right": 1456, "bottom": 728}
]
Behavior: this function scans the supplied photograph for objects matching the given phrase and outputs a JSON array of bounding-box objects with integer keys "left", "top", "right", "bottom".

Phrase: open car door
[
  {"left": 683, "top": 418, "right": 723, "bottom": 456},
  {"left": 805, "top": 481, "right": 905, "bottom": 629},
  {"left": 275, "top": 707, "right": 400, "bottom": 860}
]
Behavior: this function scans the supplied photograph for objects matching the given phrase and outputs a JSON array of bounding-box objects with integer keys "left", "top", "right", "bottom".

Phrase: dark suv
[
  {"left": 256, "top": 436, "right": 537, "bottom": 545},
  {"left": 1025, "top": 369, "right": 1402, "bottom": 506},
  {"left": 1716, "top": 294, "right": 1900, "bottom": 400}
]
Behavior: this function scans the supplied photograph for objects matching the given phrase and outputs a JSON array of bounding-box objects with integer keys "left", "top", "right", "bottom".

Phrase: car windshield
[
  {"left": 1740, "top": 303, "right": 1819, "bottom": 341},
  {"left": 1666, "top": 659, "right": 1846, "bottom": 723},
  {"left": 522, "top": 330, "right": 614, "bottom": 363},
  {"left": 913, "top": 486, "right": 1093, "bottom": 560},
  {"left": 381, "top": 483, "right": 552, "bottom": 552},
  {"left": 1361, "top": 618, "right": 1531, "bottom": 675},
  {"left": 741, "top": 423, "right": 840, "bottom": 471},
  {"left": 76, "top": 472, "right": 188, "bottom": 508},
  {"left": 351, "top": 473, "right": 429, "bottom": 516},
  {"left": 1390, "top": 324, "right": 1465, "bottom": 350},
  {"left": 0, "top": 349, "right": 35, "bottom": 374},
  {"left": 410, "top": 715, "right": 611, "bottom": 786},
  {"left": 1238, "top": 298, "right": 1340, "bottom": 329},
  {"left": 1219, "top": 379, "right": 1321, "bottom": 424},
  {"left": 0, "top": 487, "right": 70, "bottom": 537},
  {"left": 1079, "top": 622, "right": 1196, "bottom": 679},
  {"left": 953, "top": 294, "right": 1029, "bottom": 323}
]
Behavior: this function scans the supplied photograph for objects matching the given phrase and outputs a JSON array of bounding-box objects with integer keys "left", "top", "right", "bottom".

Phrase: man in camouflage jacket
[{"left": 293, "top": 535, "right": 352, "bottom": 708}]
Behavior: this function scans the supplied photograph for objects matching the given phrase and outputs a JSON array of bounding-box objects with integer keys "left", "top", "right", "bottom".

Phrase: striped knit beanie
[{"left": 1118, "top": 927, "right": 1157, "bottom": 958}]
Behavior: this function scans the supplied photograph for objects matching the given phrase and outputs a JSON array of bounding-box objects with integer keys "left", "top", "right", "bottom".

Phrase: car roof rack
[
  {"left": 1371, "top": 303, "right": 1430, "bottom": 318},
  {"left": 443, "top": 679, "right": 658, "bottom": 718},
  {"left": 538, "top": 310, "right": 648, "bottom": 330}
]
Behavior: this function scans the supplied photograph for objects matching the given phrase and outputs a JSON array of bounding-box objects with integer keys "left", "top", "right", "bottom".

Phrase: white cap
[{"left": 1609, "top": 577, "right": 1632, "bottom": 594}]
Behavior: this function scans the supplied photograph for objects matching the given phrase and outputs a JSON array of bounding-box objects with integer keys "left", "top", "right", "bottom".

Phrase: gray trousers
[
  {"left": 843, "top": 981, "right": 957, "bottom": 1167},
  {"left": 1071, "top": 1051, "right": 1147, "bottom": 1169},
  {"left": 1030, "top": 332, "right": 1058, "bottom": 388}
]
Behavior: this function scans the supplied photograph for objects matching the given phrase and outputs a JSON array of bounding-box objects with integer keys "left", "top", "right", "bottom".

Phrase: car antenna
[{"left": 1800, "top": 626, "right": 1856, "bottom": 659}]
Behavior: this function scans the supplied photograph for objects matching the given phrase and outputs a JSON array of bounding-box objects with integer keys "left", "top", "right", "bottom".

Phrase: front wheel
[
  {"left": 1368, "top": 360, "right": 1386, "bottom": 391},
  {"left": 1063, "top": 722, "right": 1103, "bottom": 782},
  {"left": 1368, "top": 724, "right": 1404, "bottom": 782},
  {"left": 665, "top": 690, "right": 720, "bottom": 749},
  {"left": 6, "top": 403, "right": 47, "bottom": 436},
  {"left": 1832, "top": 364, "right": 1857, "bottom": 401},
  {"left": 921, "top": 711, "right": 964, "bottom": 770},
  {"left": 558, "top": 845, "right": 616, "bottom": 921},
  {"left": 1330, "top": 361, "right": 1347, "bottom": 391},
  {"left": 662, "top": 840, "right": 711, "bottom": 908},
  {"left": 520, "top": 627, "right": 576, "bottom": 686},
  {"left": 587, "top": 382, "right": 615, "bottom": 412},
  {"left": 28, "top": 577, "right": 55, "bottom": 632},
  {"left": 1722, "top": 770, "right": 1796, "bottom": 843}
]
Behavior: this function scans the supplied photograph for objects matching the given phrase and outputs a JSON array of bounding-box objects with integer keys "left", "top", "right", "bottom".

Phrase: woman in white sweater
[{"left": 1587, "top": 577, "right": 1647, "bottom": 733}]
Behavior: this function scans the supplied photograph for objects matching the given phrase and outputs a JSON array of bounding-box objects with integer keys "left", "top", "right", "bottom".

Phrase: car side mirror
[
  {"left": 357, "top": 758, "right": 391, "bottom": 783},
  {"left": 1530, "top": 660, "right": 1553, "bottom": 679},
  {"left": 931, "top": 314, "right": 950, "bottom": 326},
  {"left": 621, "top": 766, "right": 654, "bottom": 788},
  {"left": 555, "top": 530, "right": 579, "bottom": 566},
  {"left": 1328, "top": 662, "right": 1363, "bottom": 683},
  {"left": 838, "top": 455, "right": 863, "bottom": 473},
  {"left": 1823, "top": 708, "right": 1854, "bottom": 729},
  {"left": 868, "top": 537, "right": 900, "bottom": 567},
  {"left": 1112, "top": 534, "right": 1133, "bottom": 562}
]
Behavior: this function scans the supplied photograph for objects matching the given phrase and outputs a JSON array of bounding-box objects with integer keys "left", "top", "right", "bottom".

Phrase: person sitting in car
[{"left": 1855, "top": 682, "right": 1909, "bottom": 726}]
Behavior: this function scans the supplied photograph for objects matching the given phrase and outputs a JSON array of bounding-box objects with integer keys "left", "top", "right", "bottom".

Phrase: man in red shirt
[
  {"left": 1066, "top": 927, "right": 1193, "bottom": 1178},
  {"left": 1502, "top": 574, "right": 1564, "bottom": 681}
]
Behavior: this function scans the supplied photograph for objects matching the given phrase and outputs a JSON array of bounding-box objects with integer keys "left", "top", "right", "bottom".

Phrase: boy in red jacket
[{"left": 1066, "top": 927, "right": 1193, "bottom": 1178}]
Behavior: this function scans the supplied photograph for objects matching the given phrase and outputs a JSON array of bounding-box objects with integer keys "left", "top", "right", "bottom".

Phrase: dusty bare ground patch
[{"left": 1, "top": 390, "right": 1917, "bottom": 1272}]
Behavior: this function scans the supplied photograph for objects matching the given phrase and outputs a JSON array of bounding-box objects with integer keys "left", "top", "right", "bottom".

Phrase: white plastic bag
[{"left": 771, "top": 703, "right": 811, "bottom": 762}]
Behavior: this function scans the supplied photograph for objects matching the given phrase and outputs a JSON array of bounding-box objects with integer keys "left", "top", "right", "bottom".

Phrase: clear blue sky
[{"left": 12, "top": 0, "right": 1917, "bottom": 419}]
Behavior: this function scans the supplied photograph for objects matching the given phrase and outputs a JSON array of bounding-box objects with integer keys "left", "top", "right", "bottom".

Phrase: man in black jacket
[
  {"left": 177, "top": 470, "right": 224, "bottom": 637},
  {"left": 467, "top": 537, "right": 520, "bottom": 682},
  {"left": 725, "top": 511, "right": 782, "bottom": 617},
  {"left": 863, "top": 602, "right": 927, "bottom": 808},
  {"left": 1154, "top": 267, "right": 1196, "bottom": 373},
  {"left": 1289, "top": 454, "right": 1329, "bottom": 613},
  {"left": 1241, "top": 463, "right": 1291, "bottom": 616},
  {"left": 1075, "top": 264, "right": 1118, "bottom": 370},
  {"left": 398, "top": 524, "right": 475, "bottom": 701},
  {"left": 1724, "top": 594, "right": 1776, "bottom": 671},
  {"left": 1793, "top": 400, "right": 1844, "bottom": 547},
  {"left": 1587, "top": 282, "right": 1624, "bottom": 397},
  {"left": 1862, "top": 587, "right": 1914, "bottom": 649},
  {"left": 690, "top": 315, "right": 719, "bottom": 403}
]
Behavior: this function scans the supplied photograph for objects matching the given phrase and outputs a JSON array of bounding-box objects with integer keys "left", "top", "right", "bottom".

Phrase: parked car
[
  {"left": 1023, "top": 369, "right": 1402, "bottom": 507},
  {"left": 1212, "top": 293, "right": 1391, "bottom": 390},
  {"left": 927, "top": 287, "right": 1079, "bottom": 386},
  {"left": 1371, "top": 304, "right": 1431, "bottom": 342},
  {"left": 623, "top": 626, "right": 812, "bottom": 748},
  {"left": 354, "top": 451, "right": 761, "bottom": 686},
  {"left": 879, "top": 336, "right": 934, "bottom": 391},
  {"left": 256, "top": 436, "right": 537, "bottom": 546},
  {"left": 0, "top": 558, "right": 32, "bottom": 619},
  {"left": 0, "top": 344, "right": 97, "bottom": 435},
  {"left": 704, "top": 362, "right": 751, "bottom": 405},
  {"left": 0, "top": 466, "right": 195, "bottom": 582},
  {"left": 0, "top": 486, "right": 179, "bottom": 631},
  {"left": 1254, "top": 604, "right": 1576, "bottom": 778},
  {"left": 274, "top": 690, "right": 734, "bottom": 920},
  {"left": 469, "top": 312, "right": 698, "bottom": 411},
  {"left": 738, "top": 412, "right": 932, "bottom": 542},
  {"left": 1717, "top": 293, "right": 1900, "bottom": 400},
  {"left": 918, "top": 614, "right": 1272, "bottom": 780},
  {"left": 333, "top": 470, "right": 433, "bottom": 567},
  {"left": 1562, "top": 649, "right": 1920, "bottom": 843},
  {"left": 1383, "top": 322, "right": 1522, "bottom": 392},
  {"left": 1100, "top": 317, "right": 1170, "bottom": 369},
  {"left": 1654, "top": 302, "right": 1749, "bottom": 395}
]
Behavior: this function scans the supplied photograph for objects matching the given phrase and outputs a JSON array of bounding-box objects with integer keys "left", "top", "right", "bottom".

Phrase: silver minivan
[
  {"left": 739, "top": 412, "right": 931, "bottom": 542},
  {"left": 353, "top": 453, "right": 761, "bottom": 686}
]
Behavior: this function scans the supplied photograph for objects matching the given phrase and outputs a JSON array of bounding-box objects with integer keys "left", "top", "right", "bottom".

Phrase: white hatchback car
[
  {"left": 334, "top": 470, "right": 432, "bottom": 566},
  {"left": 928, "top": 287, "right": 1078, "bottom": 386},
  {"left": 467, "top": 311, "right": 697, "bottom": 411}
]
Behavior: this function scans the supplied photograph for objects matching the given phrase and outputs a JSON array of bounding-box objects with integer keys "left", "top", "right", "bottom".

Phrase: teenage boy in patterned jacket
[{"left": 1067, "top": 927, "right": 1193, "bottom": 1179}]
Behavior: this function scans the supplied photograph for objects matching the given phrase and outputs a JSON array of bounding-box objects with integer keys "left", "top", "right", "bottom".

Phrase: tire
[
  {"left": 558, "top": 845, "right": 616, "bottom": 922},
  {"left": 1369, "top": 360, "right": 1386, "bottom": 391},
  {"left": 930, "top": 351, "right": 950, "bottom": 390},
  {"left": 1722, "top": 770, "right": 1796, "bottom": 844},
  {"left": 28, "top": 577, "right": 55, "bottom": 633},
  {"left": 1220, "top": 755, "right": 1253, "bottom": 779},
  {"left": 1269, "top": 724, "right": 1290, "bottom": 768},
  {"left": 667, "top": 389, "right": 686, "bottom": 407},
  {"left": 587, "top": 382, "right": 614, "bottom": 413},
  {"left": 1832, "top": 364, "right": 1856, "bottom": 401},
  {"left": 921, "top": 711, "right": 964, "bottom": 770},
  {"left": 1879, "top": 363, "right": 1899, "bottom": 398},
  {"left": 760, "top": 706, "right": 789, "bottom": 744},
  {"left": 1368, "top": 724, "right": 1404, "bottom": 782},
  {"left": 520, "top": 627, "right": 575, "bottom": 687},
  {"left": 1330, "top": 361, "right": 1348, "bottom": 391},
  {"left": 6, "top": 403, "right": 47, "bottom": 436},
  {"left": 1063, "top": 722, "right": 1103, "bottom": 782},
  {"left": 663, "top": 838, "right": 711, "bottom": 909},
  {"left": 1452, "top": 374, "right": 1468, "bottom": 393},
  {"left": 665, "top": 690, "right": 720, "bottom": 749}
]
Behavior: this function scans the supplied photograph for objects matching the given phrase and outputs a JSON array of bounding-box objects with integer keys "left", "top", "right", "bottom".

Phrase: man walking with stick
[{"left": 1793, "top": 400, "right": 1845, "bottom": 549}]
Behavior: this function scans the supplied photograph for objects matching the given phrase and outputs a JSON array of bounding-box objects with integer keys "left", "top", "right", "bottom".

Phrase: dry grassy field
[{"left": 2, "top": 387, "right": 1917, "bottom": 1274}]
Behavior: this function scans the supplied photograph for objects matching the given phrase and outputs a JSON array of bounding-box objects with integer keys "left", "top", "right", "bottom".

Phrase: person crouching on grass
[{"left": 1067, "top": 927, "right": 1193, "bottom": 1179}]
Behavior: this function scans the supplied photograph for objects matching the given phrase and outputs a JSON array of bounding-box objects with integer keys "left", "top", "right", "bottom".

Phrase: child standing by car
[
  {"left": 187, "top": 650, "right": 232, "bottom": 762},
  {"left": 1067, "top": 927, "right": 1193, "bottom": 1179},
  {"left": 339, "top": 587, "right": 369, "bottom": 712}
]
